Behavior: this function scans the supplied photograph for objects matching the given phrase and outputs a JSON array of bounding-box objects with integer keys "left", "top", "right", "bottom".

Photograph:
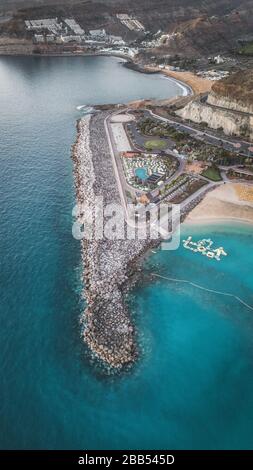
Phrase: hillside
[
  {"left": 177, "top": 69, "right": 253, "bottom": 138},
  {"left": 212, "top": 70, "right": 253, "bottom": 111},
  {"left": 0, "top": 0, "right": 253, "bottom": 57}
]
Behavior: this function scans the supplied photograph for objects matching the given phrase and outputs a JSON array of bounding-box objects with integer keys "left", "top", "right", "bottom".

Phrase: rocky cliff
[
  {"left": 177, "top": 69, "right": 253, "bottom": 140},
  {"left": 207, "top": 94, "right": 253, "bottom": 115},
  {"left": 211, "top": 71, "right": 253, "bottom": 114},
  {"left": 177, "top": 100, "right": 253, "bottom": 140}
]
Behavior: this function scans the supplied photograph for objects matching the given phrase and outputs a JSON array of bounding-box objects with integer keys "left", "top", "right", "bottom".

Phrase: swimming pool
[{"left": 135, "top": 167, "right": 148, "bottom": 180}]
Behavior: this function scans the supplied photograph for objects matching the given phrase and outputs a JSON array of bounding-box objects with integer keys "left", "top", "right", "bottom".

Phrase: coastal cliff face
[
  {"left": 176, "top": 100, "right": 253, "bottom": 140},
  {"left": 212, "top": 71, "right": 253, "bottom": 114},
  {"left": 207, "top": 94, "right": 253, "bottom": 115},
  {"left": 72, "top": 112, "right": 150, "bottom": 369},
  {"left": 177, "top": 71, "right": 253, "bottom": 140}
]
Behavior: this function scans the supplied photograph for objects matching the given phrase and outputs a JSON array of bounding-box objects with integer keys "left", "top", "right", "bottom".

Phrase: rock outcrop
[
  {"left": 177, "top": 71, "right": 253, "bottom": 140},
  {"left": 177, "top": 99, "right": 253, "bottom": 140},
  {"left": 212, "top": 71, "right": 253, "bottom": 114},
  {"left": 207, "top": 94, "right": 253, "bottom": 115}
]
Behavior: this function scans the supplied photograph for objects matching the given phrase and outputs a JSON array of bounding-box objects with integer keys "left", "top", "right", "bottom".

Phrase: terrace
[
  {"left": 64, "top": 19, "right": 84, "bottom": 36},
  {"left": 116, "top": 14, "right": 145, "bottom": 32},
  {"left": 25, "top": 18, "right": 62, "bottom": 35},
  {"left": 25, "top": 17, "right": 86, "bottom": 44}
]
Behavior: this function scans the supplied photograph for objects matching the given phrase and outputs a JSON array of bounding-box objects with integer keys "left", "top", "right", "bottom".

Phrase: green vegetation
[
  {"left": 164, "top": 177, "right": 207, "bottom": 204},
  {"left": 159, "top": 174, "right": 190, "bottom": 197},
  {"left": 170, "top": 179, "right": 207, "bottom": 204},
  {"left": 126, "top": 190, "right": 133, "bottom": 200},
  {"left": 227, "top": 169, "right": 253, "bottom": 181},
  {"left": 238, "top": 42, "right": 253, "bottom": 56},
  {"left": 211, "top": 149, "right": 247, "bottom": 166},
  {"left": 163, "top": 154, "right": 179, "bottom": 172},
  {"left": 201, "top": 166, "right": 222, "bottom": 181},
  {"left": 138, "top": 118, "right": 187, "bottom": 143},
  {"left": 137, "top": 117, "right": 250, "bottom": 167},
  {"left": 165, "top": 174, "right": 189, "bottom": 190},
  {"left": 144, "top": 139, "right": 167, "bottom": 150}
]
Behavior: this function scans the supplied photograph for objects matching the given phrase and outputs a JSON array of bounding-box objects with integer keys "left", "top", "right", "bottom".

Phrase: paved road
[
  {"left": 200, "top": 94, "right": 253, "bottom": 118},
  {"left": 144, "top": 181, "right": 220, "bottom": 238},
  {"left": 220, "top": 165, "right": 253, "bottom": 183},
  {"left": 125, "top": 119, "right": 187, "bottom": 193},
  {"left": 105, "top": 108, "right": 232, "bottom": 234},
  {"left": 126, "top": 120, "right": 175, "bottom": 153},
  {"left": 104, "top": 112, "right": 129, "bottom": 219},
  {"left": 126, "top": 117, "right": 220, "bottom": 183},
  {"left": 181, "top": 180, "right": 222, "bottom": 208},
  {"left": 146, "top": 110, "right": 253, "bottom": 157}
]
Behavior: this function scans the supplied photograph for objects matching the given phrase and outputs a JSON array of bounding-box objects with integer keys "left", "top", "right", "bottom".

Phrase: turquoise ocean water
[{"left": 0, "top": 56, "right": 253, "bottom": 449}]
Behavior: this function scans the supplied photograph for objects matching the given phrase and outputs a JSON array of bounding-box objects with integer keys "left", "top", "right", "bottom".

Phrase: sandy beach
[
  {"left": 185, "top": 183, "right": 253, "bottom": 226},
  {"left": 142, "top": 63, "right": 212, "bottom": 95},
  {"left": 161, "top": 68, "right": 213, "bottom": 95}
]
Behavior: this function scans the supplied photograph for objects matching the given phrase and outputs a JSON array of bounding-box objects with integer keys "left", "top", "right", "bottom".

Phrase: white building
[
  {"left": 60, "top": 35, "right": 82, "bottom": 43},
  {"left": 116, "top": 14, "right": 145, "bottom": 32},
  {"left": 24, "top": 18, "right": 61, "bottom": 35},
  {"left": 108, "top": 35, "right": 125, "bottom": 45},
  {"left": 64, "top": 18, "right": 84, "bottom": 35},
  {"left": 214, "top": 55, "right": 225, "bottom": 64},
  {"left": 46, "top": 34, "right": 55, "bottom": 43},
  {"left": 89, "top": 29, "right": 107, "bottom": 39},
  {"left": 34, "top": 34, "right": 44, "bottom": 43}
]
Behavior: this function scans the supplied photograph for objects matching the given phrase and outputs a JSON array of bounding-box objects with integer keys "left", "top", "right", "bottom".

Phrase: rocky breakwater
[{"left": 72, "top": 112, "right": 150, "bottom": 369}]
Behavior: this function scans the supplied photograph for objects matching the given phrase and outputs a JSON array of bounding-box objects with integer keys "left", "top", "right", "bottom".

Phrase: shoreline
[
  {"left": 184, "top": 183, "right": 253, "bottom": 228},
  {"left": 0, "top": 48, "right": 193, "bottom": 98},
  {"left": 61, "top": 51, "right": 250, "bottom": 367},
  {"left": 71, "top": 108, "right": 212, "bottom": 368},
  {"left": 72, "top": 112, "right": 157, "bottom": 369},
  {"left": 71, "top": 113, "right": 252, "bottom": 368},
  {"left": 161, "top": 68, "right": 213, "bottom": 95},
  {"left": 142, "top": 64, "right": 212, "bottom": 95},
  {"left": 184, "top": 216, "right": 253, "bottom": 227},
  {"left": 158, "top": 72, "right": 192, "bottom": 97}
]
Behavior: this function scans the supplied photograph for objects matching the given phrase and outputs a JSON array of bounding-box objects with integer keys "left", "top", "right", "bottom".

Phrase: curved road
[{"left": 147, "top": 110, "right": 253, "bottom": 156}]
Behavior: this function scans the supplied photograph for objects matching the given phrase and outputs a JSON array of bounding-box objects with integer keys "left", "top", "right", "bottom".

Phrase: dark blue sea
[{"left": 0, "top": 55, "right": 253, "bottom": 450}]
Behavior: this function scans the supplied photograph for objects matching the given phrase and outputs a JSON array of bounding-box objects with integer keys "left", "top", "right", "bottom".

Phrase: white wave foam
[{"left": 77, "top": 105, "right": 95, "bottom": 115}]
